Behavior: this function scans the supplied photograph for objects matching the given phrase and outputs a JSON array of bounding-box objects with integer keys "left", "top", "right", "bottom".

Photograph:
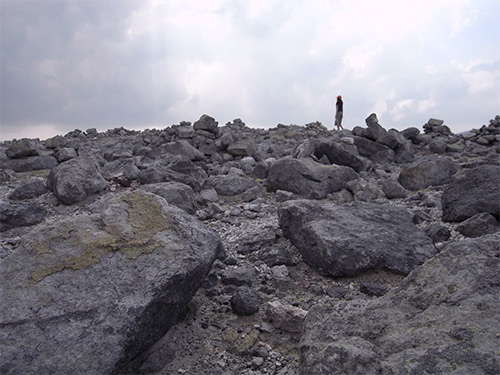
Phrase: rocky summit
[{"left": 1, "top": 114, "right": 499, "bottom": 375}]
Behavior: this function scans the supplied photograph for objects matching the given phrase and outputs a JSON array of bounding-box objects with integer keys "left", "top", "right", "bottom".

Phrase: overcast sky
[{"left": 1, "top": 0, "right": 499, "bottom": 141}]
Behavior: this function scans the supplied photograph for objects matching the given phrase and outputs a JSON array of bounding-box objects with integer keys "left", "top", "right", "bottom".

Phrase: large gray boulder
[
  {"left": 267, "top": 158, "right": 358, "bottom": 199},
  {"left": 299, "top": 232, "right": 500, "bottom": 375},
  {"left": 0, "top": 155, "right": 58, "bottom": 172},
  {"left": 442, "top": 164, "right": 500, "bottom": 222},
  {"left": 398, "top": 157, "right": 459, "bottom": 190},
  {"left": 46, "top": 156, "right": 108, "bottom": 205},
  {"left": 312, "top": 139, "right": 370, "bottom": 172},
  {"left": 278, "top": 200, "right": 437, "bottom": 277},
  {"left": 0, "top": 191, "right": 223, "bottom": 374}
]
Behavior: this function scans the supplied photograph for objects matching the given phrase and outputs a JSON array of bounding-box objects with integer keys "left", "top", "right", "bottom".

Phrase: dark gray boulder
[
  {"left": 46, "top": 156, "right": 108, "bottom": 205},
  {"left": 352, "top": 136, "right": 395, "bottom": 164},
  {"left": 398, "top": 157, "right": 459, "bottom": 190},
  {"left": 442, "top": 164, "right": 500, "bottom": 222},
  {"left": 267, "top": 157, "right": 358, "bottom": 199},
  {"left": 278, "top": 200, "right": 437, "bottom": 277},
  {"left": 0, "top": 200, "right": 47, "bottom": 231},
  {"left": 0, "top": 191, "right": 223, "bottom": 374},
  {"left": 9, "top": 178, "right": 48, "bottom": 200},
  {"left": 299, "top": 232, "right": 500, "bottom": 375},
  {"left": 204, "top": 172, "right": 259, "bottom": 197},
  {"left": 160, "top": 140, "right": 205, "bottom": 161},
  {"left": 456, "top": 213, "right": 499, "bottom": 238},
  {"left": 0, "top": 155, "right": 58, "bottom": 172},
  {"left": 193, "top": 114, "right": 218, "bottom": 134},
  {"left": 313, "top": 139, "right": 370, "bottom": 172},
  {"left": 230, "top": 286, "right": 261, "bottom": 316},
  {"left": 5, "top": 138, "right": 41, "bottom": 158}
]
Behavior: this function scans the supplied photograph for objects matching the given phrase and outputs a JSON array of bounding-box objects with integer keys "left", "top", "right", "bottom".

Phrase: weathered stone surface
[
  {"left": 0, "top": 155, "right": 58, "bottom": 172},
  {"left": 5, "top": 138, "right": 41, "bottom": 158},
  {"left": 160, "top": 140, "right": 205, "bottom": 161},
  {"left": 0, "top": 200, "right": 47, "bottom": 231},
  {"left": 227, "top": 139, "right": 256, "bottom": 157},
  {"left": 230, "top": 286, "right": 261, "bottom": 316},
  {"left": 46, "top": 156, "right": 108, "bottom": 205},
  {"left": 352, "top": 136, "right": 395, "bottom": 164},
  {"left": 442, "top": 164, "right": 500, "bottom": 222},
  {"left": 380, "top": 178, "right": 408, "bottom": 199},
  {"left": 299, "top": 232, "right": 500, "bottom": 375},
  {"left": 0, "top": 191, "right": 222, "bottom": 374},
  {"left": 455, "top": 212, "right": 499, "bottom": 238},
  {"left": 267, "top": 157, "right": 358, "bottom": 199},
  {"left": 313, "top": 139, "right": 370, "bottom": 172},
  {"left": 203, "top": 172, "right": 259, "bottom": 197},
  {"left": 9, "top": 178, "right": 48, "bottom": 200},
  {"left": 398, "top": 157, "right": 459, "bottom": 190},
  {"left": 193, "top": 114, "right": 218, "bottom": 134},
  {"left": 263, "top": 301, "right": 308, "bottom": 333},
  {"left": 140, "top": 181, "right": 197, "bottom": 214},
  {"left": 278, "top": 200, "right": 437, "bottom": 277},
  {"left": 54, "top": 147, "right": 78, "bottom": 162}
]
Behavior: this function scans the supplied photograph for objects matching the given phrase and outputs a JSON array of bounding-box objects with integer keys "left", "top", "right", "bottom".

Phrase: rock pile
[{"left": 1, "top": 114, "right": 499, "bottom": 374}]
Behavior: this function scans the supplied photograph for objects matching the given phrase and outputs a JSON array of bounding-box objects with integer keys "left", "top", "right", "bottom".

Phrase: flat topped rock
[
  {"left": 0, "top": 191, "right": 223, "bottom": 375},
  {"left": 278, "top": 200, "right": 437, "bottom": 277}
]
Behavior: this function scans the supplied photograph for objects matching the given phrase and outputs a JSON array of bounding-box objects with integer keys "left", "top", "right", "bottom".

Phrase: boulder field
[{"left": 1, "top": 114, "right": 499, "bottom": 374}]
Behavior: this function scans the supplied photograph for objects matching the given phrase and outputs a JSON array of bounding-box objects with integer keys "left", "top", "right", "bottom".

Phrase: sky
[{"left": 1, "top": 0, "right": 499, "bottom": 141}]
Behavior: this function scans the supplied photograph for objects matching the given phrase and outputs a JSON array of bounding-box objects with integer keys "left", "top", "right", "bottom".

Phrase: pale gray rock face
[
  {"left": 5, "top": 138, "right": 41, "bottom": 158},
  {"left": 398, "top": 157, "right": 459, "bottom": 190},
  {"left": 299, "top": 232, "right": 500, "bottom": 375},
  {"left": 442, "top": 164, "right": 500, "bottom": 222},
  {"left": 46, "top": 156, "right": 108, "bottom": 205},
  {"left": 267, "top": 157, "right": 358, "bottom": 199},
  {"left": 278, "top": 200, "right": 437, "bottom": 277},
  {"left": 0, "top": 191, "right": 223, "bottom": 375}
]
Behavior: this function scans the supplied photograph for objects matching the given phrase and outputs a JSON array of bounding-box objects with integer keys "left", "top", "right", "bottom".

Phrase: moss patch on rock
[{"left": 30, "top": 192, "right": 172, "bottom": 283}]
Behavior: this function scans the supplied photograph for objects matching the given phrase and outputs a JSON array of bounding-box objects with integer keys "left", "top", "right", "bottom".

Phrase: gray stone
[
  {"left": 313, "top": 139, "right": 370, "bottom": 172},
  {"left": 46, "top": 156, "right": 108, "bottom": 205},
  {"left": 260, "top": 246, "right": 296, "bottom": 267},
  {"left": 380, "top": 179, "right": 408, "bottom": 199},
  {"left": 9, "top": 178, "right": 48, "bottom": 200},
  {"left": 55, "top": 147, "right": 78, "bottom": 162},
  {"left": 161, "top": 140, "right": 205, "bottom": 161},
  {"left": 398, "top": 157, "right": 459, "bottom": 191},
  {"left": 227, "top": 139, "right": 256, "bottom": 157},
  {"left": 204, "top": 173, "right": 259, "bottom": 197},
  {"left": 5, "top": 138, "right": 41, "bottom": 158},
  {"left": 193, "top": 114, "right": 218, "bottom": 134},
  {"left": 221, "top": 266, "right": 257, "bottom": 287},
  {"left": 0, "top": 200, "right": 47, "bottom": 231},
  {"left": 230, "top": 286, "right": 261, "bottom": 316},
  {"left": 267, "top": 157, "right": 358, "bottom": 199},
  {"left": 352, "top": 136, "right": 395, "bottom": 164},
  {"left": 278, "top": 200, "right": 437, "bottom": 277},
  {"left": 140, "top": 182, "right": 197, "bottom": 214},
  {"left": 456, "top": 213, "right": 499, "bottom": 238},
  {"left": 442, "top": 164, "right": 500, "bottom": 222},
  {"left": 0, "top": 155, "right": 58, "bottom": 172},
  {"left": 0, "top": 191, "right": 222, "bottom": 375},
  {"left": 423, "top": 223, "right": 451, "bottom": 243},
  {"left": 299, "top": 233, "right": 500, "bottom": 375},
  {"left": 263, "top": 301, "right": 307, "bottom": 333}
]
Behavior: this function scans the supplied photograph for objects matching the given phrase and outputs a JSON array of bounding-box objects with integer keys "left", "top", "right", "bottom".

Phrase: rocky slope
[{"left": 1, "top": 114, "right": 499, "bottom": 375}]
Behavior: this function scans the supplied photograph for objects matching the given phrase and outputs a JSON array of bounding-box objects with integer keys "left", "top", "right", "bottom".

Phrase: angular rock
[
  {"left": 456, "top": 213, "right": 499, "bottom": 238},
  {"left": 230, "top": 286, "right": 261, "bottom": 316},
  {"left": 9, "top": 178, "right": 48, "bottom": 200},
  {"left": 278, "top": 200, "right": 437, "bottom": 277},
  {"left": 227, "top": 139, "right": 256, "bottom": 157},
  {"left": 380, "top": 179, "right": 408, "bottom": 199},
  {"left": 0, "top": 191, "right": 222, "bottom": 374},
  {"left": 442, "top": 164, "right": 500, "bottom": 222},
  {"left": 140, "top": 182, "right": 197, "bottom": 214},
  {"left": 0, "top": 200, "right": 47, "bottom": 231},
  {"left": 313, "top": 139, "right": 370, "bottom": 172},
  {"left": 55, "top": 147, "right": 78, "bottom": 162},
  {"left": 5, "top": 138, "right": 41, "bottom": 158},
  {"left": 204, "top": 173, "right": 259, "bottom": 197},
  {"left": 299, "top": 233, "right": 500, "bottom": 375},
  {"left": 352, "top": 136, "right": 395, "bottom": 164},
  {"left": 161, "top": 140, "right": 205, "bottom": 161},
  {"left": 423, "top": 223, "right": 451, "bottom": 243},
  {"left": 398, "top": 157, "right": 459, "bottom": 191},
  {"left": 263, "top": 300, "right": 308, "bottom": 333},
  {"left": 193, "top": 114, "right": 218, "bottom": 134},
  {"left": 260, "top": 246, "right": 297, "bottom": 267},
  {"left": 46, "top": 156, "right": 108, "bottom": 205},
  {"left": 267, "top": 158, "right": 358, "bottom": 199},
  {"left": 0, "top": 155, "right": 58, "bottom": 172}
]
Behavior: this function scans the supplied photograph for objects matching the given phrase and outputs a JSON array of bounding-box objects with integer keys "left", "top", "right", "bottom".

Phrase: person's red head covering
[{"left": 337, "top": 95, "right": 342, "bottom": 99}]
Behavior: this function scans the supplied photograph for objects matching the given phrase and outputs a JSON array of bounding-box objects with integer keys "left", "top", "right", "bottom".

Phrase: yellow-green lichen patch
[{"left": 29, "top": 193, "right": 174, "bottom": 283}]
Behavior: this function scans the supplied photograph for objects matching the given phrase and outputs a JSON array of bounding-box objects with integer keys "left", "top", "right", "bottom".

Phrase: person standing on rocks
[{"left": 335, "top": 95, "right": 344, "bottom": 130}]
